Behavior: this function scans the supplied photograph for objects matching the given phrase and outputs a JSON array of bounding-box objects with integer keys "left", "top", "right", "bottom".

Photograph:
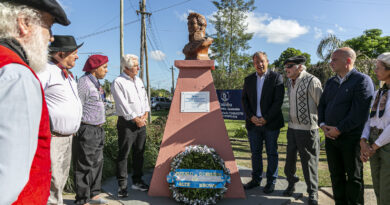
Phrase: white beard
[{"left": 20, "top": 25, "right": 48, "bottom": 73}]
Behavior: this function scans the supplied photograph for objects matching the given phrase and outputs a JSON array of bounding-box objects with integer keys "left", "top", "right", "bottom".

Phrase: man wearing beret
[
  {"left": 283, "top": 56, "right": 322, "bottom": 205},
  {"left": 241, "top": 51, "right": 285, "bottom": 193},
  {"left": 0, "top": 0, "right": 70, "bottom": 204},
  {"left": 73, "top": 55, "right": 109, "bottom": 205},
  {"left": 111, "top": 54, "right": 150, "bottom": 197},
  {"left": 318, "top": 47, "right": 374, "bottom": 205},
  {"left": 38, "top": 35, "right": 83, "bottom": 205}
]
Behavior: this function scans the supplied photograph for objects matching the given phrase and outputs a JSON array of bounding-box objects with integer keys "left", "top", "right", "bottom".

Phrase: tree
[
  {"left": 151, "top": 88, "right": 171, "bottom": 97},
  {"left": 210, "top": 0, "right": 255, "bottom": 74},
  {"left": 273, "top": 47, "right": 311, "bottom": 69},
  {"left": 345, "top": 29, "right": 390, "bottom": 59},
  {"left": 102, "top": 79, "right": 111, "bottom": 97},
  {"left": 316, "top": 34, "right": 344, "bottom": 62}
]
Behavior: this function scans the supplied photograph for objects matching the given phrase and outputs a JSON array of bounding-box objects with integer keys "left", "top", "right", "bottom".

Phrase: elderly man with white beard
[{"left": 0, "top": 0, "right": 70, "bottom": 204}]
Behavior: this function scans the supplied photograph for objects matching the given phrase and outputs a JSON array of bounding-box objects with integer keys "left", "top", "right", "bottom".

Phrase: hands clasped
[{"left": 251, "top": 116, "right": 267, "bottom": 127}]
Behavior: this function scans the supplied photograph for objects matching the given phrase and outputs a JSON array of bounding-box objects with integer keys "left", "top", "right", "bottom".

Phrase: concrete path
[{"left": 63, "top": 166, "right": 377, "bottom": 205}]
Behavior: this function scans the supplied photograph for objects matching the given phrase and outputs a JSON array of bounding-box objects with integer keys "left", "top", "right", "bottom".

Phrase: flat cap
[
  {"left": 284, "top": 55, "right": 306, "bottom": 65},
  {"left": 378, "top": 52, "right": 390, "bottom": 68},
  {"left": 1, "top": 0, "right": 70, "bottom": 26}
]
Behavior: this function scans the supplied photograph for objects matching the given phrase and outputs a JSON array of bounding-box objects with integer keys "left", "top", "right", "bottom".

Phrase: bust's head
[{"left": 187, "top": 12, "right": 207, "bottom": 34}]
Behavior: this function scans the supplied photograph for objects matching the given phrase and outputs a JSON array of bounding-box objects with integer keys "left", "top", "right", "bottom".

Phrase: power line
[
  {"left": 76, "top": 19, "right": 140, "bottom": 40},
  {"left": 76, "top": 0, "right": 194, "bottom": 40}
]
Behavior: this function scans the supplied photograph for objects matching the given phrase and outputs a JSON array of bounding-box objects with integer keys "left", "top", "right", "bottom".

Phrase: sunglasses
[{"left": 284, "top": 64, "right": 297, "bottom": 69}]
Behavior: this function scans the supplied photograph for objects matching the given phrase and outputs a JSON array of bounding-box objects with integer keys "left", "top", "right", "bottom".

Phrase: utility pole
[
  {"left": 138, "top": 0, "right": 145, "bottom": 80},
  {"left": 137, "top": 0, "right": 152, "bottom": 123},
  {"left": 119, "top": 0, "right": 124, "bottom": 73},
  {"left": 171, "top": 66, "right": 175, "bottom": 96}
]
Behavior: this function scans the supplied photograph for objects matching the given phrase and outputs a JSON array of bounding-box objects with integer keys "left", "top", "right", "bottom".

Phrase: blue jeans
[{"left": 247, "top": 126, "right": 280, "bottom": 184}]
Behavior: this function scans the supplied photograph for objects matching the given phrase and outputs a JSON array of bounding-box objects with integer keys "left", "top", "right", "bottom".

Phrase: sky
[{"left": 53, "top": 0, "right": 390, "bottom": 90}]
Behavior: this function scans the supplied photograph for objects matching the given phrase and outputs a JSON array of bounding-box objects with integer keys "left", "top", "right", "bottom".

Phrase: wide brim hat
[
  {"left": 49, "top": 35, "right": 83, "bottom": 52},
  {"left": 83, "top": 54, "right": 109, "bottom": 72},
  {"left": 284, "top": 55, "right": 306, "bottom": 65},
  {"left": 1, "top": 0, "right": 71, "bottom": 26}
]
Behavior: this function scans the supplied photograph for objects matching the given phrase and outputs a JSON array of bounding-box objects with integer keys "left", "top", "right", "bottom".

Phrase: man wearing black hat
[
  {"left": 241, "top": 51, "right": 285, "bottom": 193},
  {"left": 38, "top": 35, "right": 83, "bottom": 205},
  {"left": 0, "top": 1, "right": 70, "bottom": 204},
  {"left": 283, "top": 56, "right": 322, "bottom": 205}
]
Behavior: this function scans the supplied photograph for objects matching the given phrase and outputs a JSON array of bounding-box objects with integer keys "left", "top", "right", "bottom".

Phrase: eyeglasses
[{"left": 284, "top": 64, "right": 297, "bottom": 69}]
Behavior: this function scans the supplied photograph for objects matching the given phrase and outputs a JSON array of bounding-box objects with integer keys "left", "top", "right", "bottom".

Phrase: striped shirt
[{"left": 78, "top": 74, "right": 105, "bottom": 125}]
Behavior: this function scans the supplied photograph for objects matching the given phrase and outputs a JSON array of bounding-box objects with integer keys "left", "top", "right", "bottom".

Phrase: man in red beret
[
  {"left": 0, "top": 1, "right": 70, "bottom": 204},
  {"left": 73, "top": 55, "right": 109, "bottom": 205},
  {"left": 38, "top": 35, "right": 83, "bottom": 205}
]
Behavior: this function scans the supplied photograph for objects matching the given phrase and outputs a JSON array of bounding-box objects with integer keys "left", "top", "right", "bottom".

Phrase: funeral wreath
[{"left": 167, "top": 145, "right": 231, "bottom": 205}]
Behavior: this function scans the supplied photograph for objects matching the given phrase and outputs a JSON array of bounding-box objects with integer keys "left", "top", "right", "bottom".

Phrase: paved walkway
[{"left": 63, "top": 166, "right": 376, "bottom": 205}]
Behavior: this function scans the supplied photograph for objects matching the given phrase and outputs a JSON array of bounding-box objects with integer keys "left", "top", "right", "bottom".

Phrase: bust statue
[{"left": 182, "top": 12, "right": 213, "bottom": 60}]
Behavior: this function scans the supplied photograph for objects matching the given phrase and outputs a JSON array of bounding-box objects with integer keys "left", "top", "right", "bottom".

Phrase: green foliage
[
  {"left": 212, "top": 66, "right": 255, "bottom": 89},
  {"left": 210, "top": 0, "right": 255, "bottom": 74},
  {"left": 176, "top": 152, "right": 224, "bottom": 201},
  {"left": 316, "top": 34, "right": 344, "bottom": 62},
  {"left": 307, "top": 62, "right": 334, "bottom": 86},
  {"left": 273, "top": 47, "right": 312, "bottom": 70},
  {"left": 102, "top": 79, "right": 111, "bottom": 96},
  {"left": 151, "top": 87, "right": 171, "bottom": 97},
  {"left": 233, "top": 126, "right": 247, "bottom": 138},
  {"left": 345, "top": 29, "right": 390, "bottom": 59}
]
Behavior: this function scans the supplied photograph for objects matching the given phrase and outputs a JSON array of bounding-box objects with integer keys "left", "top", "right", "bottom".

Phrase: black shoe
[
  {"left": 282, "top": 183, "right": 296, "bottom": 196},
  {"left": 308, "top": 199, "right": 318, "bottom": 205},
  {"left": 131, "top": 180, "right": 149, "bottom": 192},
  {"left": 243, "top": 179, "right": 260, "bottom": 190},
  {"left": 263, "top": 183, "right": 275, "bottom": 194},
  {"left": 118, "top": 187, "right": 128, "bottom": 198},
  {"left": 308, "top": 194, "right": 318, "bottom": 205}
]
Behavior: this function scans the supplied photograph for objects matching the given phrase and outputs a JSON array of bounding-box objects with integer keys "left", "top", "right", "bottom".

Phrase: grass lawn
[{"left": 151, "top": 107, "right": 373, "bottom": 188}]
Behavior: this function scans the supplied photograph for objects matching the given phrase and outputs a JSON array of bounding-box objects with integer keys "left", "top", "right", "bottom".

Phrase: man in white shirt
[
  {"left": 111, "top": 54, "right": 150, "bottom": 198},
  {"left": 38, "top": 35, "right": 83, "bottom": 205}
]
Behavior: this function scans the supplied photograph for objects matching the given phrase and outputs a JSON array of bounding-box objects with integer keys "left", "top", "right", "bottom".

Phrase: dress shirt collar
[
  {"left": 255, "top": 69, "right": 269, "bottom": 79},
  {"left": 334, "top": 68, "right": 355, "bottom": 84}
]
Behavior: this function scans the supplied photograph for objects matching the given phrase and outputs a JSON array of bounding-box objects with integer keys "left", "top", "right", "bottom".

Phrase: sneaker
[
  {"left": 263, "top": 183, "right": 275, "bottom": 194},
  {"left": 118, "top": 187, "right": 128, "bottom": 198},
  {"left": 243, "top": 179, "right": 260, "bottom": 190},
  {"left": 131, "top": 180, "right": 149, "bottom": 192},
  {"left": 282, "top": 183, "right": 296, "bottom": 196}
]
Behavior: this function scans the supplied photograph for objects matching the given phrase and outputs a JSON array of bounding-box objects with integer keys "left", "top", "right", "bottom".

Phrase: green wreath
[{"left": 167, "top": 145, "right": 231, "bottom": 205}]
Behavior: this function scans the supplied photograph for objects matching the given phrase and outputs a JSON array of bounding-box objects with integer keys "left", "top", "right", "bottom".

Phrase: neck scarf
[
  {"left": 0, "top": 38, "right": 29, "bottom": 65},
  {"left": 370, "top": 84, "right": 388, "bottom": 118},
  {"left": 87, "top": 73, "right": 105, "bottom": 101}
]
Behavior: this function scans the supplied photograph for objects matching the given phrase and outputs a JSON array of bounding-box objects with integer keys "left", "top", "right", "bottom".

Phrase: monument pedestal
[{"left": 148, "top": 60, "right": 245, "bottom": 198}]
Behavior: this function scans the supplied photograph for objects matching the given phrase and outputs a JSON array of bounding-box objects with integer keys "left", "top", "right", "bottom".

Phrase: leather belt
[
  {"left": 81, "top": 122, "right": 104, "bottom": 127},
  {"left": 51, "top": 131, "right": 72, "bottom": 137}
]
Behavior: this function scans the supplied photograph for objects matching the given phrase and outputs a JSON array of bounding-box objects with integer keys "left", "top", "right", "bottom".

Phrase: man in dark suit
[{"left": 241, "top": 51, "right": 285, "bottom": 193}]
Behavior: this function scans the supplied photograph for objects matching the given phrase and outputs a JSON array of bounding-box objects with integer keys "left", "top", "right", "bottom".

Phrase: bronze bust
[{"left": 183, "top": 12, "right": 213, "bottom": 60}]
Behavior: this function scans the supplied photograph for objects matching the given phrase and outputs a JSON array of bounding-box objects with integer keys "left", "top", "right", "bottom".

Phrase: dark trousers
[
  {"left": 325, "top": 136, "right": 364, "bottom": 205},
  {"left": 116, "top": 116, "right": 146, "bottom": 188},
  {"left": 247, "top": 126, "right": 280, "bottom": 184},
  {"left": 284, "top": 128, "right": 319, "bottom": 197},
  {"left": 73, "top": 124, "right": 105, "bottom": 204}
]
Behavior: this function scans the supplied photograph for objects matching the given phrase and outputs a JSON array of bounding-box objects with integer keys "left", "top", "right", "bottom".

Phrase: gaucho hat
[{"left": 49, "top": 35, "right": 83, "bottom": 52}]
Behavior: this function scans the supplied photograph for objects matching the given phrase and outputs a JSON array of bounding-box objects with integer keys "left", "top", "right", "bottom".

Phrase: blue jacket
[{"left": 318, "top": 69, "right": 374, "bottom": 136}]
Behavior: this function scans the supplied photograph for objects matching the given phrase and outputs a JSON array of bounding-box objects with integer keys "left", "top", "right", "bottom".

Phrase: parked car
[
  {"left": 151, "top": 97, "right": 171, "bottom": 111},
  {"left": 104, "top": 99, "right": 114, "bottom": 110}
]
